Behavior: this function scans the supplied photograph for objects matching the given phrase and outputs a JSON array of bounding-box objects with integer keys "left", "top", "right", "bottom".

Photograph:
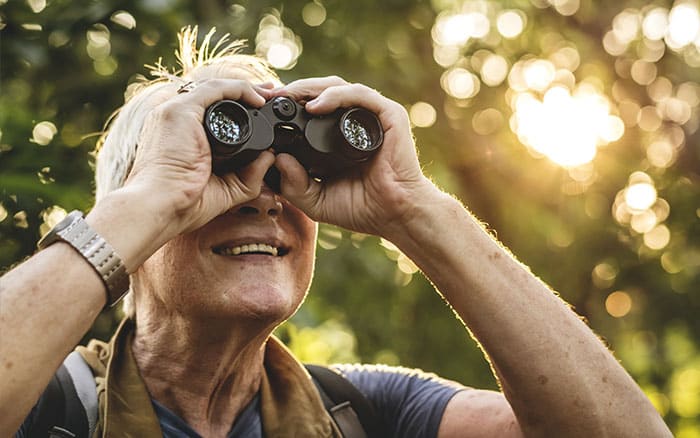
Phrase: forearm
[
  {"left": 0, "top": 189, "right": 174, "bottom": 434},
  {"left": 382, "top": 186, "right": 670, "bottom": 437}
]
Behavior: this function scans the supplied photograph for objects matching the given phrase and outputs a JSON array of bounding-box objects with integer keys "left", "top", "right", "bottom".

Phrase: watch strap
[{"left": 40, "top": 211, "right": 129, "bottom": 307}]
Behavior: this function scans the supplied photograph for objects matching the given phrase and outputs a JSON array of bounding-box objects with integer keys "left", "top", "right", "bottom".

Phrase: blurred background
[{"left": 1, "top": 0, "right": 699, "bottom": 433}]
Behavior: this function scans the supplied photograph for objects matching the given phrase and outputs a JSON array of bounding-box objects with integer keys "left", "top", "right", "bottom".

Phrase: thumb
[{"left": 275, "top": 153, "right": 323, "bottom": 219}]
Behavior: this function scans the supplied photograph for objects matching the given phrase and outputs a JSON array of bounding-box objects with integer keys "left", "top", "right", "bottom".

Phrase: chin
[{"left": 214, "top": 283, "right": 305, "bottom": 324}]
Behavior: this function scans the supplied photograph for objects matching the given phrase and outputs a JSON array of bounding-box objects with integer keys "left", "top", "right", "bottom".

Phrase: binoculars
[{"left": 203, "top": 96, "right": 384, "bottom": 189}]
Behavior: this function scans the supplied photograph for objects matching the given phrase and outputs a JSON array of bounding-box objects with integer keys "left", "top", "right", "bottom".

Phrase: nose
[{"left": 234, "top": 188, "right": 283, "bottom": 217}]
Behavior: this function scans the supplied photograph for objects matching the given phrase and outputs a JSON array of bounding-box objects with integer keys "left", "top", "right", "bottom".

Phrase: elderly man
[{"left": 1, "top": 28, "right": 670, "bottom": 437}]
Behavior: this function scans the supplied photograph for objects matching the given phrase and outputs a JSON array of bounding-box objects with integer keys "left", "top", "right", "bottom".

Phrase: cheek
[{"left": 133, "top": 238, "right": 203, "bottom": 303}]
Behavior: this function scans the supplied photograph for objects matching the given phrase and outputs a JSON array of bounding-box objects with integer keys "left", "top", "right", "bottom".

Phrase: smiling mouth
[{"left": 213, "top": 243, "right": 289, "bottom": 257}]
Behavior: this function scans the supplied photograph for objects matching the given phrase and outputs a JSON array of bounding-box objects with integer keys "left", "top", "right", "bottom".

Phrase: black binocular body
[{"left": 203, "top": 96, "right": 383, "bottom": 189}]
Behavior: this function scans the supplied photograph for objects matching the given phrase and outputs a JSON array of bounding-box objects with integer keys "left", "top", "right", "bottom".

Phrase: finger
[
  {"left": 174, "top": 78, "right": 267, "bottom": 110},
  {"left": 252, "top": 83, "right": 275, "bottom": 101},
  {"left": 230, "top": 150, "right": 276, "bottom": 190},
  {"left": 270, "top": 76, "right": 349, "bottom": 102},
  {"left": 275, "top": 153, "right": 322, "bottom": 217},
  {"left": 305, "top": 83, "right": 394, "bottom": 117}
]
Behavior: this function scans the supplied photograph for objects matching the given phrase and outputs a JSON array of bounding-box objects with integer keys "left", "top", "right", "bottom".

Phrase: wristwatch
[{"left": 38, "top": 210, "right": 130, "bottom": 307}]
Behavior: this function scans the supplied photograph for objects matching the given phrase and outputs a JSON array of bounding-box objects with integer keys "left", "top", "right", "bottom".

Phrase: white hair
[{"left": 94, "top": 26, "right": 281, "bottom": 317}]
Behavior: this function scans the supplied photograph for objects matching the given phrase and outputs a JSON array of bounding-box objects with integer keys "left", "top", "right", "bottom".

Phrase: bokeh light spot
[
  {"left": 613, "top": 9, "right": 641, "bottom": 44},
  {"left": 637, "top": 106, "right": 662, "bottom": 132},
  {"left": 28, "top": 0, "right": 46, "bottom": 13},
  {"left": 267, "top": 43, "right": 294, "bottom": 69},
  {"left": 32, "top": 121, "right": 57, "bottom": 145},
  {"left": 441, "top": 68, "right": 480, "bottom": 99},
  {"left": 497, "top": 10, "right": 525, "bottom": 38},
  {"left": 13, "top": 211, "right": 28, "bottom": 229},
  {"left": 409, "top": 102, "right": 437, "bottom": 128},
  {"left": 480, "top": 54, "right": 509, "bottom": 86},
  {"left": 606, "top": 290, "right": 633, "bottom": 317},
  {"left": 256, "top": 13, "right": 302, "bottom": 70},
  {"left": 302, "top": 2, "right": 327, "bottom": 27},
  {"left": 110, "top": 11, "right": 136, "bottom": 29},
  {"left": 523, "top": 59, "right": 556, "bottom": 91},
  {"left": 625, "top": 182, "right": 657, "bottom": 211},
  {"left": 592, "top": 262, "right": 618, "bottom": 289},
  {"left": 40, "top": 206, "right": 67, "bottom": 237},
  {"left": 668, "top": 3, "right": 700, "bottom": 48},
  {"left": 551, "top": 0, "right": 580, "bottom": 17},
  {"left": 472, "top": 108, "right": 503, "bottom": 135},
  {"left": 643, "top": 8, "right": 669, "bottom": 41},
  {"left": 630, "top": 60, "right": 657, "bottom": 85},
  {"left": 644, "top": 225, "right": 671, "bottom": 250}
]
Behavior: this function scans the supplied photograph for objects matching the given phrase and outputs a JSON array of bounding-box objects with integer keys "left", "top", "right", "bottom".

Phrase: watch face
[
  {"left": 54, "top": 210, "right": 83, "bottom": 232},
  {"left": 37, "top": 210, "right": 83, "bottom": 249}
]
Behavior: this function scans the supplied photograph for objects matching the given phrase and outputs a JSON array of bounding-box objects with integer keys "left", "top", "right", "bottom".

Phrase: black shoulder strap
[
  {"left": 305, "top": 364, "right": 387, "bottom": 438},
  {"left": 31, "top": 369, "right": 65, "bottom": 436},
  {"left": 29, "top": 361, "right": 91, "bottom": 438}
]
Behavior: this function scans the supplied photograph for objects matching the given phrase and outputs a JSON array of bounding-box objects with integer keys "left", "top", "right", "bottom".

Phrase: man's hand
[
  {"left": 270, "top": 76, "right": 438, "bottom": 238},
  {"left": 124, "top": 79, "right": 278, "bottom": 238}
]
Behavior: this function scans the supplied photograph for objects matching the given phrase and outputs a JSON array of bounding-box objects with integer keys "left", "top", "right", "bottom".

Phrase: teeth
[{"left": 217, "top": 243, "right": 279, "bottom": 256}]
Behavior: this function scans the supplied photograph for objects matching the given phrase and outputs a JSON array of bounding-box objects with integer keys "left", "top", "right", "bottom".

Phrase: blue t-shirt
[{"left": 154, "top": 364, "right": 463, "bottom": 438}]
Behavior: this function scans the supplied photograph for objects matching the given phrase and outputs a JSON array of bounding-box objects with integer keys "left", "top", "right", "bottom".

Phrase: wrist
[
  {"left": 379, "top": 179, "right": 457, "bottom": 244},
  {"left": 87, "top": 187, "right": 181, "bottom": 272}
]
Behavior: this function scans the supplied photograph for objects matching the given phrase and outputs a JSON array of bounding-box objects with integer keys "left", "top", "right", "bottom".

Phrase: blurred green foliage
[{"left": 2, "top": 0, "right": 699, "bottom": 433}]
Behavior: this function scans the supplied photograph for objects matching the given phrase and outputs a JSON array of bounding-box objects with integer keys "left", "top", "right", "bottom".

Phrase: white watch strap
[
  {"left": 60, "top": 216, "right": 129, "bottom": 304},
  {"left": 42, "top": 211, "right": 130, "bottom": 306}
]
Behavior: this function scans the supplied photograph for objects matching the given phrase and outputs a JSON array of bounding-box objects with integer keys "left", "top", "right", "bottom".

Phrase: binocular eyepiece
[{"left": 203, "top": 96, "right": 384, "bottom": 190}]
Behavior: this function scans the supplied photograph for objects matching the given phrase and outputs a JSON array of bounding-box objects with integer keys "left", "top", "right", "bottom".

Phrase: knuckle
[
  {"left": 349, "top": 82, "right": 372, "bottom": 95},
  {"left": 325, "top": 75, "right": 348, "bottom": 85},
  {"left": 151, "top": 101, "right": 181, "bottom": 122},
  {"left": 391, "top": 100, "right": 408, "bottom": 116}
]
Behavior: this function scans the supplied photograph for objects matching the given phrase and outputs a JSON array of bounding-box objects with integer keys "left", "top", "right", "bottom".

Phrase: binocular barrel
[{"left": 203, "top": 97, "right": 383, "bottom": 183}]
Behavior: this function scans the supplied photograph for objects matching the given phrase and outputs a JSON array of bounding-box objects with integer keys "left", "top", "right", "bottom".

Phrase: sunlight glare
[
  {"left": 433, "top": 13, "right": 471, "bottom": 46},
  {"left": 511, "top": 86, "right": 624, "bottom": 166},
  {"left": 625, "top": 182, "right": 657, "bottom": 211},
  {"left": 668, "top": 3, "right": 700, "bottom": 48},
  {"left": 523, "top": 59, "right": 556, "bottom": 91}
]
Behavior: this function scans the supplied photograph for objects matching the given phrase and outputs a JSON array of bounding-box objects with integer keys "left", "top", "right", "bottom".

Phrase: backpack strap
[
  {"left": 305, "top": 364, "right": 387, "bottom": 438},
  {"left": 29, "top": 351, "right": 97, "bottom": 438},
  {"left": 30, "top": 356, "right": 383, "bottom": 438},
  {"left": 62, "top": 351, "right": 98, "bottom": 435}
]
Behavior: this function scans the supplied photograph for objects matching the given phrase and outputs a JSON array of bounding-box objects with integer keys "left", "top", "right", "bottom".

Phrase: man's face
[{"left": 133, "top": 188, "right": 318, "bottom": 325}]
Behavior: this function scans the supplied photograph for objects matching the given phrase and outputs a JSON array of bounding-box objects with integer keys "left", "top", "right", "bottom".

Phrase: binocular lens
[
  {"left": 340, "top": 109, "right": 382, "bottom": 151},
  {"left": 206, "top": 101, "right": 251, "bottom": 145},
  {"left": 343, "top": 117, "right": 372, "bottom": 150}
]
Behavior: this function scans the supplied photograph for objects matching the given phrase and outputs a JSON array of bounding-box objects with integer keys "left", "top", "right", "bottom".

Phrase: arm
[
  {"left": 271, "top": 77, "right": 671, "bottom": 437},
  {"left": 0, "top": 79, "right": 274, "bottom": 435}
]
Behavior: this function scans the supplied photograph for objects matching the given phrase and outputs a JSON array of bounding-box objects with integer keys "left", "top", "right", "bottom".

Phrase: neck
[{"left": 132, "top": 311, "right": 274, "bottom": 437}]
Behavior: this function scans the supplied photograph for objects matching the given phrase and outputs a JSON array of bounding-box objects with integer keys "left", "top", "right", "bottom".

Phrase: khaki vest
[{"left": 76, "top": 318, "right": 341, "bottom": 437}]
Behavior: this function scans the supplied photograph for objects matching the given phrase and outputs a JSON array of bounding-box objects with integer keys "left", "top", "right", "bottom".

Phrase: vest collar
[{"left": 97, "top": 318, "right": 338, "bottom": 437}]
